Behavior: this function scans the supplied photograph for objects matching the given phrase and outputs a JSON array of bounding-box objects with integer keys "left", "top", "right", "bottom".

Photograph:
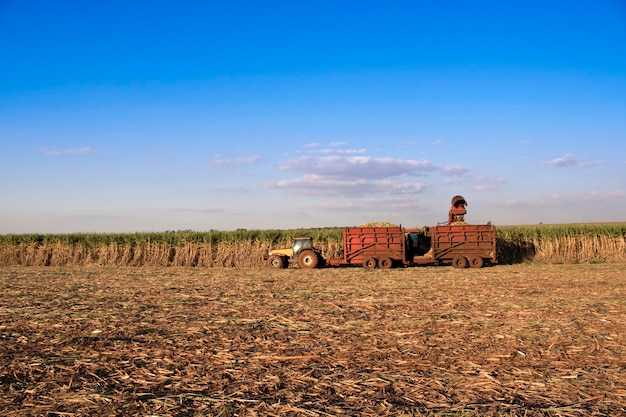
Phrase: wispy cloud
[
  {"left": 277, "top": 155, "right": 439, "bottom": 179},
  {"left": 39, "top": 146, "right": 97, "bottom": 156},
  {"left": 502, "top": 189, "right": 624, "bottom": 208},
  {"left": 212, "top": 154, "right": 262, "bottom": 166},
  {"left": 170, "top": 207, "right": 227, "bottom": 213},
  {"left": 541, "top": 153, "right": 596, "bottom": 168},
  {"left": 468, "top": 175, "right": 506, "bottom": 192},
  {"left": 472, "top": 184, "right": 498, "bottom": 192},
  {"left": 306, "top": 148, "right": 367, "bottom": 155},
  {"left": 440, "top": 165, "right": 468, "bottom": 176},
  {"left": 302, "top": 141, "right": 366, "bottom": 155}
]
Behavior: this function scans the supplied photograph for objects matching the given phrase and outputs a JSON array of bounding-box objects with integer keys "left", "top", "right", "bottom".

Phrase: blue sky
[{"left": 1, "top": 0, "right": 625, "bottom": 233}]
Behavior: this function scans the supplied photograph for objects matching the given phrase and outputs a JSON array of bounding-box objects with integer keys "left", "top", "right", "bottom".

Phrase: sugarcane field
[
  {"left": 1, "top": 261, "right": 625, "bottom": 416},
  {"left": 1, "top": 197, "right": 625, "bottom": 416}
]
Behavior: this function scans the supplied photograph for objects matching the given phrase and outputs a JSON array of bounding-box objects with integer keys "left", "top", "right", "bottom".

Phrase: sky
[{"left": 1, "top": 0, "right": 625, "bottom": 233}]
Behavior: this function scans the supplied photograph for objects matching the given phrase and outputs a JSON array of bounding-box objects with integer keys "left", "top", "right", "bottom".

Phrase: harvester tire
[
  {"left": 452, "top": 256, "right": 468, "bottom": 269},
  {"left": 469, "top": 256, "right": 484, "bottom": 268},
  {"left": 268, "top": 255, "right": 285, "bottom": 269},
  {"left": 363, "top": 257, "right": 377, "bottom": 269},
  {"left": 379, "top": 257, "right": 393, "bottom": 269},
  {"left": 297, "top": 250, "right": 319, "bottom": 269}
]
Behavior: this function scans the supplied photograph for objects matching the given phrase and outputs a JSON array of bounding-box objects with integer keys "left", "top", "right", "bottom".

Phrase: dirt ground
[{"left": 1, "top": 263, "right": 625, "bottom": 416}]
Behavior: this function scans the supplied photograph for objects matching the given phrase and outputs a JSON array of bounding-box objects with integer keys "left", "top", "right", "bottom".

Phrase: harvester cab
[{"left": 265, "top": 236, "right": 323, "bottom": 269}]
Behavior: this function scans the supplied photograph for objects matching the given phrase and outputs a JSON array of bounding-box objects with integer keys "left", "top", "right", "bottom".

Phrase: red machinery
[
  {"left": 448, "top": 195, "right": 468, "bottom": 225},
  {"left": 326, "top": 226, "right": 406, "bottom": 269},
  {"left": 267, "top": 195, "right": 497, "bottom": 269}
]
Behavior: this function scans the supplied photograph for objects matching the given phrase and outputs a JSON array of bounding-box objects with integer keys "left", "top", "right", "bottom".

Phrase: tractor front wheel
[{"left": 268, "top": 255, "right": 285, "bottom": 269}]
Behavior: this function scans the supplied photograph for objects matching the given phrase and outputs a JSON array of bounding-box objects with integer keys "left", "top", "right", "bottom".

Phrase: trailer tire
[
  {"left": 267, "top": 255, "right": 285, "bottom": 269},
  {"left": 363, "top": 257, "right": 377, "bottom": 269},
  {"left": 469, "top": 256, "right": 484, "bottom": 268},
  {"left": 452, "top": 256, "right": 468, "bottom": 269},
  {"left": 379, "top": 257, "right": 393, "bottom": 269},
  {"left": 298, "top": 250, "right": 319, "bottom": 269}
]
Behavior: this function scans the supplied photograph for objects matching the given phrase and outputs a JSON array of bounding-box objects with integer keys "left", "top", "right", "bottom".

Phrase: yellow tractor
[{"left": 264, "top": 236, "right": 324, "bottom": 269}]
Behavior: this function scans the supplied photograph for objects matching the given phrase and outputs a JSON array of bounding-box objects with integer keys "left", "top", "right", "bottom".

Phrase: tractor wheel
[
  {"left": 379, "top": 257, "right": 393, "bottom": 269},
  {"left": 268, "top": 254, "right": 285, "bottom": 269},
  {"left": 469, "top": 256, "right": 484, "bottom": 268},
  {"left": 297, "top": 250, "right": 319, "bottom": 269},
  {"left": 452, "top": 256, "right": 468, "bottom": 269},
  {"left": 363, "top": 257, "right": 377, "bottom": 269}
]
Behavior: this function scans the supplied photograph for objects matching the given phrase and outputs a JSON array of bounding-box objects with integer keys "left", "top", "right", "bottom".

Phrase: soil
[{"left": 1, "top": 263, "right": 625, "bottom": 416}]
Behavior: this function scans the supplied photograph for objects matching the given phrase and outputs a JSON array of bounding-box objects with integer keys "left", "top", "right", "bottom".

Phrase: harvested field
[{"left": 1, "top": 263, "right": 625, "bottom": 416}]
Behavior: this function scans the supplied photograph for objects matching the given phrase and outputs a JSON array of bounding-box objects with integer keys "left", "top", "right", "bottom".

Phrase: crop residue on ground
[{"left": 1, "top": 263, "right": 625, "bottom": 416}]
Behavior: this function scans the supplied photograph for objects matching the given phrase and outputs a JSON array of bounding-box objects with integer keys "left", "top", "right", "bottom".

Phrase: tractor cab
[{"left": 292, "top": 236, "right": 314, "bottom": 255}]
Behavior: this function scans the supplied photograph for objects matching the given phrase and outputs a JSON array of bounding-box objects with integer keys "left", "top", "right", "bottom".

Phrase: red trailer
[
  {"left": 326, "top": 226, "right": 407, "bottom": 269},
  {"left": 324, "top": 222, "right": 497, "bottom": 269},
  {"left": 411, "top": 223, "right": 497, "bottom": 268}
]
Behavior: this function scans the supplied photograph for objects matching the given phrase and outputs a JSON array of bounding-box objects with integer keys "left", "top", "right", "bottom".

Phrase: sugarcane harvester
[{"left": 265, "top": 195, "right": 497, "bottom": 269}]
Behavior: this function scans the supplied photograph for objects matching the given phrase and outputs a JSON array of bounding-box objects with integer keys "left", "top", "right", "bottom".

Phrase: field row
[{"left": 0, "top": 236, "right": 624, "bottom": 267}]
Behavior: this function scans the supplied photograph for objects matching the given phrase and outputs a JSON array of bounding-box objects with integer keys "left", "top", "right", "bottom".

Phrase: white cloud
[
  {"left": 303, "top": 142, "right": 322, "bottom": 148},
  {"left": 472, "top": 184, "right": 497, "bottom": 192},
  {"left": 441, "top": 165, "right": 468, "bottom": 176},
  {"left": 306, "top": 147, "right": 367, "bottom": 155},
  {"left": 541, "top": 153, "right": 596, "bottom": 168},
  {"left": 580, "top": 189, "right": 625, "bottom": 201},
  {"left": 501, "top": 190, "right": 624, "bottom": 208},
  {"left": 39, "top": 147, "right": 97, "bottom": 156},
  {"left": 265, "top": 174, "right": 425, "bottom": 197},
  {"left": 265, "top": 141, "right": 476, "bottom": 198},
  {"left": 212, "top": 154, "right": 262, "bottom": 166},
  {"left": 303, "top": 141, "right": 366, "bottom": 155},
  {"left": 277, "top": 155, "right": 440, "bottom": 179}
]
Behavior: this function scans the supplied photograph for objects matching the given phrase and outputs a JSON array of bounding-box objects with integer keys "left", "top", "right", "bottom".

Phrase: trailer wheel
[
  {"left": 379, "top": 257, "right": 393, "bottom": 269},
  {"left": 452, "top": 256, "right": 468, "bottom": 269},
  {"left": 267, "top": 255, "right": 285, "bottom": 268},
  {"left": 298, "top": 250, "right": 319, "bottom": 269},
  {"left": 469, "top": 256, "right": 484, "bottom": 268},
  {"left": 363, "top": 257, "right": 377, "bottom": 269}
]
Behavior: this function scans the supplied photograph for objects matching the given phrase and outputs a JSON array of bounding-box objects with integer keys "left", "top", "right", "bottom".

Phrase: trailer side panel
[
  {"left": 413, "top": 223, "right": 497, "bottom": 265},
  {"left": 341, "top": 227, "right": 406, "bottom": 265}
]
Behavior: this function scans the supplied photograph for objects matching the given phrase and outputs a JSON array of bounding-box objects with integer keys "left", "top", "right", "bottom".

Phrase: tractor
[{"left": 264, "top": 236, "right": 323, "bottom": 269}]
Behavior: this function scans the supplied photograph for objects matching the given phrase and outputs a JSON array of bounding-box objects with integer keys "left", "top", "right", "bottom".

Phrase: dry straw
[{"left": 0, "top": 224, "right": 624, "bottom": 267}]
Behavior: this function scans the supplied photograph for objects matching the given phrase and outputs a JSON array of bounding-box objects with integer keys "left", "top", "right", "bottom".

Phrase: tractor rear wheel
[
  {"left": 268, "top": 255, "right": 285, "bottom": 269},
  {"left": 297, "top": 250, "right": 319, "bottom": 269},
  {"left": 452, "top": 256, "right": 468, "bottom": 269}
]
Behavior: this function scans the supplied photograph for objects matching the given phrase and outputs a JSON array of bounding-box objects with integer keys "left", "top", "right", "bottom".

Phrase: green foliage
[
  {"left": 0, "top": 224, "right": 622, "bottom": 252},
  {"left": 0, "top": 227, "right": 345, "bottom": 247},
  {"left": 497, "top": 223, "right": 626, "bottom": 241}
]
